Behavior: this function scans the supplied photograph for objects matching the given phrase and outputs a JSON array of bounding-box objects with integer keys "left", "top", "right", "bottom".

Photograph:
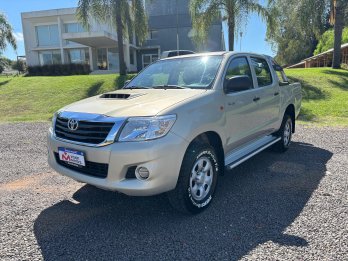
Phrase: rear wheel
[
  {"left": 167, "top": 143, "right": 219, "bottom": 214},
  {"left": 273, "top": 114, "right": 293, "bottom": 152}
]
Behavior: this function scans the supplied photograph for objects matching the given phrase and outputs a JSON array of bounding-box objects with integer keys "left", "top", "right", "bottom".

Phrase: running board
[{"left": 225, "top": 135, "right": 281, "bottom": 170}]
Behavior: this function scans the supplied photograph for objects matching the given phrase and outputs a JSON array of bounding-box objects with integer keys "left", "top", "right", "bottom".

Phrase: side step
[{"left": 225, "top": 135, "right": 281, "bottom": 170}]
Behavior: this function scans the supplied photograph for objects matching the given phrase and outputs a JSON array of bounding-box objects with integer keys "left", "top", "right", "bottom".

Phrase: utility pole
[{"left": 240, "top": 32, "right": 243, "bottom": 51}]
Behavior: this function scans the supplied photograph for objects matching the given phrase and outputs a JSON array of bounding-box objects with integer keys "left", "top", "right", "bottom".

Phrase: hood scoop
[{"left": 100, "top": 93, "right": 145, "bottom": 100}]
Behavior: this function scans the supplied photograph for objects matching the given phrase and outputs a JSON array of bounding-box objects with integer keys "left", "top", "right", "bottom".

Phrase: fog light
[{"left": 136, "top": 167, "right": 150, "bottom": 180}]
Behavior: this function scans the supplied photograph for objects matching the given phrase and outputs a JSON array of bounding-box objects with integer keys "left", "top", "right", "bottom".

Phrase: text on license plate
[{"left": 58, "top": 147, "right": 85, "bottom": 167}]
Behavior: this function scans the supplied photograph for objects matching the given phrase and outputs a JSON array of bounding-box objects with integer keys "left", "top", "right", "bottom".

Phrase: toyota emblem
[{"left": 67, "top": 119, "right": 79, "bottom": 131}]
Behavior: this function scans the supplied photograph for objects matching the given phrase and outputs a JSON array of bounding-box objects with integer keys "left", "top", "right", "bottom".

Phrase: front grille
[
  {"left": 55, "top": 117, "right": 115, "bottom": 145},
  {"left": 54, "top": 153, "right": 108, "bottom": 178}
]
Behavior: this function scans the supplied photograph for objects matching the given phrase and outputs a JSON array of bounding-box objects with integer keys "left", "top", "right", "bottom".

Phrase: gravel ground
[{"left": 0, "top": 122, "right": 347, "bottom": 261}]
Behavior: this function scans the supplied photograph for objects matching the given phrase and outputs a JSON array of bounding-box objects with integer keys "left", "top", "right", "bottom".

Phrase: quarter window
[
  {"left": 224, "top": 57, "right": 253, "bottom": 90},
  {"left": 250, "top": 57, "right": 273, "bottom": 87}
]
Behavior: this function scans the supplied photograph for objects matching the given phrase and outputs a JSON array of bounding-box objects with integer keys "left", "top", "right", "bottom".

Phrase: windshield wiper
[
  {"left": 124, "top": 86, "right": 153, "bottom": 89},
  {"left": 152, "top": 85, "right": 188, "bottom": 89}
]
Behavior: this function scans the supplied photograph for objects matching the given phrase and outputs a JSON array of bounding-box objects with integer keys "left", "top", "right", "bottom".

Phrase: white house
[{"left": 21, "top": 8, "right": 138, "bottom": 73}]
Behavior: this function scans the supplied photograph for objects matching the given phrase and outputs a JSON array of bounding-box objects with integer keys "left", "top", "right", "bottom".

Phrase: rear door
[
  {"left": 249, "top": 56, "right": 281, "bottom": 134},
  {"left": 223, "top": 56, "right": 263, "bottom": 152}
]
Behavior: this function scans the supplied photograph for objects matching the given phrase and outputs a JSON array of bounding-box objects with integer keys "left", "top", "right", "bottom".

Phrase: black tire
[
  {"left": 167, "top": 143, "right": 220, "bottom": 214},
  {"left": 272, "top": 114, "right": 293, "bottom": 152}
]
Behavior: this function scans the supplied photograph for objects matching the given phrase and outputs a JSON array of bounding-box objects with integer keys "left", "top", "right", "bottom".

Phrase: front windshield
[{"left": 125, "top": 55, "right": 223, "bottom": 89}]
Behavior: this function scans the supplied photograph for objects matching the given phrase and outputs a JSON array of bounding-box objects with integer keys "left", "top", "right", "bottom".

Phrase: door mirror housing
[{"left": 224, "top": 76, "right": 253, "bottom": 93}]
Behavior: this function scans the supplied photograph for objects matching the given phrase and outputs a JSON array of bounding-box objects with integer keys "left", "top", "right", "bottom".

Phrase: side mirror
[
  {"left": 224, "top": 76, "right": 253, "bottom": 93},
  {"left": 273, "top": 64, "right": 283, "bottom": 71}
]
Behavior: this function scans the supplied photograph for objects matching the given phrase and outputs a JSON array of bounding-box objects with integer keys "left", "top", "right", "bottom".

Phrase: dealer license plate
[{"left": 58, "top": 147, "right": 85, "bottom": 167}]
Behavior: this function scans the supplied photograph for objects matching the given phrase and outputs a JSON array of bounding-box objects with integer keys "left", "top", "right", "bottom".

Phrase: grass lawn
[
  {"left": 285, "top": 68, "right": 348, "bottom": 126},
  {"left": 0, "top": 68, "right": 347, "bottom": 126},
  {"left": 0, "top": 74, "right": 133, "bottom": 122}
]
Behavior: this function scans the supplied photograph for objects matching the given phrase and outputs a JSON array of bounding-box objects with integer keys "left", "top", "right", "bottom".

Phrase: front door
[
  {"left": 223, "top": 56, "right": 261, "bottom": 152},
  {"left": 97, "top": 48, "right": 107, "bottom": 70}
]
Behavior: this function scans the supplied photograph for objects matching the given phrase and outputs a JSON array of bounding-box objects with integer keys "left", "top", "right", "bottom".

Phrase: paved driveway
[{"left": 0, "top": 123, "right": 347, "bottom": 260}]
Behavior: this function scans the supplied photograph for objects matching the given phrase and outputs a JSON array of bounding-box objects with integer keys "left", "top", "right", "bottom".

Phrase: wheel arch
[
  {"left": 285, "top": 104, "right": 296, "bottom": 133},
  {"left": 189, "top": 131, "right": 225, "bottom": 175}
]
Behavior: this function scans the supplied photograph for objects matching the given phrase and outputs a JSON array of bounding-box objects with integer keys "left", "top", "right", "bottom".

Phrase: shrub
[
  {"left": 12, "top": 60, "right": 27, "bottom": 73},
  {"left": 27, "top": 63, "right": 91, "bottom": 76},
  {"left": 341, "top": 63, "right": 348, "bottom": 70}
]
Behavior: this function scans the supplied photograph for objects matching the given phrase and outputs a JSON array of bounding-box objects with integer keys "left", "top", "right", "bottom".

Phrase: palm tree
[
  {"left": 0, "top": 13, "right": 17, "bottom": 53},
  {"left": 332, "top": 0, "right": 348, "bottom": 69},
  {"left": 77, "top": 0, "right": 148, "bottom": 75},
  {"left": 189, "top": 0, "right": 274, "bottom": 51}
]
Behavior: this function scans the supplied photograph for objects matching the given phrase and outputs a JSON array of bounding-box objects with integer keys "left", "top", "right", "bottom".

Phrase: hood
[{"left": 61, "top": 88, "right": 206, "bottom": 117}]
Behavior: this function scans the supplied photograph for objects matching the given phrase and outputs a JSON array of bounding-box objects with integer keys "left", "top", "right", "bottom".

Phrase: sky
[{"left": 0, "top": 0, "right": 275, "bottom": 60}]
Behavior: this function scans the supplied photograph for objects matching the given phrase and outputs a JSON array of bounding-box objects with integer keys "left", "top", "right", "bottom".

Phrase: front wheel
[
  {"left": 167, "top": 143, "right": 220, "bottom": 214},
  {"left": 272, "top": 114, "right": 293, "bottom": 152}
]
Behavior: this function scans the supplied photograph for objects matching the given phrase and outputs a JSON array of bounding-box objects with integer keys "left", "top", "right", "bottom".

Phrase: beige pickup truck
[{"left": 48, "top": 52, "right": 301, "bottom": 214}]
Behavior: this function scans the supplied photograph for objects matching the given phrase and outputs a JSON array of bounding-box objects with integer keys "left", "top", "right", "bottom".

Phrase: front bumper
[{"left": 47, "top": 128, "right": 189, "bottom": 196}]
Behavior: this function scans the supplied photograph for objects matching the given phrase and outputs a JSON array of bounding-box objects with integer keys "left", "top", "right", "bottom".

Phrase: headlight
[
  {"left": 118, "top": 115, "right": 176, "bottom": 142},
  {"left": 51, "top": 112, "right": 58, "bottom": 129}
]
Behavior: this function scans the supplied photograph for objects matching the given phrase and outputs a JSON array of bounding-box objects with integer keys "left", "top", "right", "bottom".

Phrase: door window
[
  {"left": 224, "top": 57, "right": 253, "bottom": 90},
  {"left": 250, "top": 57, "right": 273, "bottom": 87}
]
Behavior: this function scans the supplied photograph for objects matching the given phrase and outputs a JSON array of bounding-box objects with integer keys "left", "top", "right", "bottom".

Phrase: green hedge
[{"left": 27, "top": 63, "right": 91, "bottom": 76}]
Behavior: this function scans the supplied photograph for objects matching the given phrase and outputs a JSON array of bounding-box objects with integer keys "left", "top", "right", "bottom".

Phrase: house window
[
  {"left": 147, "top": 30, "right": 158, "bottom": 40},
  {"left": 66, "top": 48, "right": 89, "bottom": 64},
  {"left": 142, "top": 53, "right": 159, "bottom": 68},
  {"left": 36, "top": 25, "right": 59, "bottom": 46},
  {"left": 39, "top": 50, "right": 62, "bottom": 65},
  {"left": 64, "top": 23, "right": 86, "bottom": 33}
]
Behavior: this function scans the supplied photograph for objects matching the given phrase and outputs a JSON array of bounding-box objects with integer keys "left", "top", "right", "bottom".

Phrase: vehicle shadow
[{"left": 34, "top": 142, "right": 332, "bottom": 260}]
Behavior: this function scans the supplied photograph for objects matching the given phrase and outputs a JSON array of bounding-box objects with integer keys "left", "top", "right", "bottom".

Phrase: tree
[
  {"left": 0, "top": 13, "right": 17, "bottom": 53},
  {"left": 12, "top": 59, "right": 27, "bottom": 74},
  {"left": 332, "top": 0, "right": 348, "bottom": 69},
  {"left": 266, "top": 0, "right": 329, "bottom": 65},
  {"left": 189, "top": 0, "right": 274, "bottom": 51},
  {"left": 314, "top": 27, "right": 348, "bottom": 55},
  {"left": 0, "top": 57, "right": 10, "bottom": 74},
  {"left": 77, "top": 0, "right": 148, "bottom": 75}
]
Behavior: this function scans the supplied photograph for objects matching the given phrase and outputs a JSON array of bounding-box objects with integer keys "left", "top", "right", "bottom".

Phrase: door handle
[
  {"left": 253, "top": 97, "right": 260, "bottom": 102},
  {"left": 274, "top": 92, "right": 279, "bottom": 96}
]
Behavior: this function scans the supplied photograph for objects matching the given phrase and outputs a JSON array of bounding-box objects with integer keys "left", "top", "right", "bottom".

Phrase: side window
[
  {"left": 250, "top": 57, "right": 273, "bottom": 87},
  {"left": 225, "top": 57, "right": 253, "bottom": 89}
]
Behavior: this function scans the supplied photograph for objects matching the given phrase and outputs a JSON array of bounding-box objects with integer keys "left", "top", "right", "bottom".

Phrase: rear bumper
[{"left": 47, "top": 128, "right": 189, "bottom": 196}]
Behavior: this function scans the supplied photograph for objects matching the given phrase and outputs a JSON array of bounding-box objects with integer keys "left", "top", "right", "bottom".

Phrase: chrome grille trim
[{"left": 53, "top": 111, "right": 126, "bottom": 147}]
